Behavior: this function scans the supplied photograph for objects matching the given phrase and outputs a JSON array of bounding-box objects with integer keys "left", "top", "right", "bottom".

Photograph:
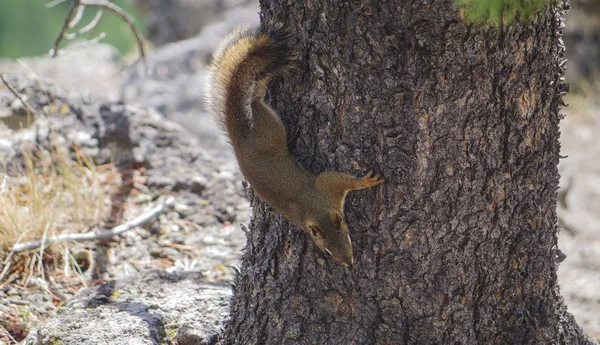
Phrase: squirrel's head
[{"left": 305, "top": 211, "right": 354, "bottom": 267}]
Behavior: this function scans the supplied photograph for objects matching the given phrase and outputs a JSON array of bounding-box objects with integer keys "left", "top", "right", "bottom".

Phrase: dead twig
[
  {"left": 80, "top": 0, "right": 146, "bottom": 67},
  {"left": 240, "top": 223, "right": 250, "bottom": 235},
  {"left": 165, "top": 243, "right": 196, "bottom": 251},
  {"left": 0, "top": 228, "right": 27, "bottom": 282},
  {"left": 12, "top": 197, "right": 175, "bottom": 252},
  {"left": 0, "top": 323, "right": 18, "bottom": 344},
  {"left": 50, "top": 0, "right": 79, "bottom": 57},
  {"left": 63, "top": 9, "right": 104, "bottom": 41},
  {"left": 0, "top": 175, "right": 6, "bottom": 195},
  {"left": 49, "top": 0, "right": 146, "bottom": 69},
  {"left": 46, "top": 0, "right": 68, "bottom": 9},
  {"left": 78, "top": 9, "right": 104, "bottom": 35},
  {"left": 0, "top": 74, "right": 38, "bottom": 115},
  {"left": 37, "top": 223, "right": 51, "bottom": 283},
  {"left": 69, "top": 3, "right": 85, "bottom": 29},
  {"left": 61, "top": 32, "right": 106, "bottom": 53}
]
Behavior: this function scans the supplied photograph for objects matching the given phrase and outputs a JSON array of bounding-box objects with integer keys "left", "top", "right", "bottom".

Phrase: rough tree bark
[{"left": 224, "top": 1, "right": 594, "bottom": 344}]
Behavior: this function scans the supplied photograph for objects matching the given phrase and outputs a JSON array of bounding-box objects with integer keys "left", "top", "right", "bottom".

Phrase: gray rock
[
  {"left": 0, "top": 74, "right": 102, "bottom": 171},
  {"left": 0, "top": 73, "right": 248, "bottom": 283},
  {"left": 120, "top": 5, "right": 259, "bottom": 152},
  {"left": 0, "top": 45, "right": 122, "bottom": 102},
  {"left": 174, "top": 322, "right": 220, "bottom": 345},
  {"left": 133, "top": 0, "right": 257, "bottom": 46},
  {"left": 175, "top": 203, "right": 196, "bottom": 217},
  {"left": 190, "top": 175, "right": 208, "bottom": 195},
  {"left": 34, "top": 271, "right": 231, "bottom": 345}
]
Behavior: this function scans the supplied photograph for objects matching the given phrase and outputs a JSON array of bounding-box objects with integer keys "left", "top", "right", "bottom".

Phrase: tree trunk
[{"left": 224, "top": 1, "right": 593, "bottom": 344}]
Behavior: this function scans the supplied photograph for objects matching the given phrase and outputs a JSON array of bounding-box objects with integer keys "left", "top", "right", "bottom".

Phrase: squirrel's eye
[{"left": 310, "top": 226, "right": 320, "bottom": 237}]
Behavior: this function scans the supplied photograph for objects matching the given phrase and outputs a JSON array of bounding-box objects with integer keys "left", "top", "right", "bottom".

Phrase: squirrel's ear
[{"left": 332, "top": 212, "right": 343, "bottom": 228}]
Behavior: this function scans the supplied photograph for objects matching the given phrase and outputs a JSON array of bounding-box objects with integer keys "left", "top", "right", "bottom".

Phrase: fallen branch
[
  {"left": 0, "top": 74, "right": 38, "bottom": 116},
  {"left": 12, "top": 196, "right": 175, "bottom": 252},
  {"left": 0, "top": 323, "right": 18, "bottom": 345}
]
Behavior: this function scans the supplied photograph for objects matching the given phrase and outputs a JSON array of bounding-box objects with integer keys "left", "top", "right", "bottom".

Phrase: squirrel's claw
[{"left": 358, "top": 171, "right": 383, "bottom": 188}]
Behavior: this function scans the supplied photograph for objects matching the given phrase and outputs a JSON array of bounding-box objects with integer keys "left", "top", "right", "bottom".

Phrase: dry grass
[{"left": 0, "top": 144, "right": 120, "bottom": 285}]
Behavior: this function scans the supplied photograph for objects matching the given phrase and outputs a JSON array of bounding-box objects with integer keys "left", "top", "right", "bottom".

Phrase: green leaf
[{"left": 455, "top": 0, "right": 557, "bottom": 27}]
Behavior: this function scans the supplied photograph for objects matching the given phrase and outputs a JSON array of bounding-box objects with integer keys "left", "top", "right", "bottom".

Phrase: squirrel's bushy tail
[{"left": 206, "top": 24, "right": 294, "bottom": 139}]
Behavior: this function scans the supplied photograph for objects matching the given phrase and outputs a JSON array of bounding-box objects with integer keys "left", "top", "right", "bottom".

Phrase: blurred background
[
  {"left": 0, "top": 0, "right": 598, "bottom": 341},
  {"left": 0, "top": 1, "right": 143, "bottom": 58}
]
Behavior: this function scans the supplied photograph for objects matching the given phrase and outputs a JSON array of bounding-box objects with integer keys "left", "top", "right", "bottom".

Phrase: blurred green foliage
[
  {"left": 0, "top": 0, "right": 144, "bottom": 59},
  {"left": 455, "top": 0, "right": 558, "bottom": 26}
]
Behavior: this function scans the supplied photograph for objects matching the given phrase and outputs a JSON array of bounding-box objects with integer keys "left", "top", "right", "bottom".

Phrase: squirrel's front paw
[{"left": 359, "top": 170, "right": 384, "bottom": 188}]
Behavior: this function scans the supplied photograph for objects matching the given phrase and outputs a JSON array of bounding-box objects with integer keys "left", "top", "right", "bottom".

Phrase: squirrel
[{"left": 206, "top": 24, "right": 383, "bottom": 267}]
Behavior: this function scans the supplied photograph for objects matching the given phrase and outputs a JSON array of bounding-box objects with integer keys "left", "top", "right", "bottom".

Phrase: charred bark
[{"left": 224, "top": 1, "right": 593, "bottom": 344}]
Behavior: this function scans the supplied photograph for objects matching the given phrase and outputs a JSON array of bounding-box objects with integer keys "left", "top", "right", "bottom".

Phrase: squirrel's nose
[{"left": 341, "top": 254, "right": 354, "bottom": 268}]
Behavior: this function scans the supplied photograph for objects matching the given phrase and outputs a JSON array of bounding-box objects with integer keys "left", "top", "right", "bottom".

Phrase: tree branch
[
  {"left": 78, "top": 9, "right": 104, "bottom": 35},
  {"left": 61, "top": 32, "right": 107, "bottom": 53},
  {"left": 50, "top": 0, "right": 79, "bottom": 57},
  {"left": 49, "top": 0, "right": 146, "bottom": 68},
  {"left": 69, "top": 4, "right": 85, "bottom": 29},
  {"left": 79, "top": 0, "right": 146, "bottom": 65},
  {"left": 46, "top": 0, "right": 68, "bottom": 9}
]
